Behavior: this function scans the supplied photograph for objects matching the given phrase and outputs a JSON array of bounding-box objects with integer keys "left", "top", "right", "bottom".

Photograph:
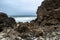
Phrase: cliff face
[{"left": 36, "top": 0, "right": 60, "bottom": 26}]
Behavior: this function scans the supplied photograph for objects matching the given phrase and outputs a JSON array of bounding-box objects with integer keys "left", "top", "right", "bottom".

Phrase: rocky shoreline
[{"left": 0, "top": 0, "right": 60, "bottom": 40}]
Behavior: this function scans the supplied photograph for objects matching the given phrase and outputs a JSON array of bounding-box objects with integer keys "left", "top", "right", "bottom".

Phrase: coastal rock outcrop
[
  {"left": 35, "top": 0, "right": 60, "bottom": 26},
  {"left": 14, "top": 0, "right": 60, "bottom": 39},
  {"left": 0, "top": 12, "right": 16, "bottom": 32},
  {"left": 0, "top": 0, "right": 60, "bottom": 40}
]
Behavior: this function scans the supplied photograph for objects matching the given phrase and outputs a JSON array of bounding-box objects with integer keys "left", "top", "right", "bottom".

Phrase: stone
[
  {"left": 0, "top": 12, "right": 8, "bottom": 18},
  {"left": 0, "top": 12, "right": 16, "bottom": 32},
  {"left": 35, "top": 0, "right": 60, "bottom": 26},
  {"left": 17, "top": 26, "right": 30, "bottom": 33}
]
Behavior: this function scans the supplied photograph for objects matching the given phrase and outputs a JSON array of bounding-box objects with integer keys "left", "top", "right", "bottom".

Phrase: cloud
[{"left": 0, "top": 0, "right": 43, "bottom": 15}]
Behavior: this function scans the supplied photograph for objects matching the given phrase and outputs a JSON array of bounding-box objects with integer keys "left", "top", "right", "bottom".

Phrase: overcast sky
[{"left": 0, "top": 0, "right": 43, "bottom": 15}]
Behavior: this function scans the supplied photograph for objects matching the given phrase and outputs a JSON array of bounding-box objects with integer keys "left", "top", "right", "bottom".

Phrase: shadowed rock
[
  {"left": 17, "top": 26, "right": 30, "bottom": 33},
  {"left": 0, "top": 12, "right": 16, "bottom": 32},
  {"left": 0, "top": 12, "right": 8, "bottom": 17}
]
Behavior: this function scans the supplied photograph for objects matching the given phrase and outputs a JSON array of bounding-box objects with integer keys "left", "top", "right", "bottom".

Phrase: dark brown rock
[
  {"left": 0, "top": 12, "right": 8, "bottom": 17},
  {"left": 35, "top": 0, "right": 60, "bottom": 26},
  {"left": 0, "top": 12, "right": 16, "bottom": 32},
  {"left": 17, "top": 26, "right": 29, "bottom": 33}
]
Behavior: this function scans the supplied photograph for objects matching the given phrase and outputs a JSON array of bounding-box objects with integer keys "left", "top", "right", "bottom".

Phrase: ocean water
[{"left": 13, "top": 17, "right": 37, "bottom": 23}]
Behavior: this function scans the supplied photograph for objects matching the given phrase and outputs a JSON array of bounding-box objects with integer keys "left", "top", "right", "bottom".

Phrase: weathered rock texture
[
  {"left": 0, "top": 12, "right": 16, "bottom": 32},
  {"left": 16, "top": 0, "right": 60, "bottom": 39},
  {"left": 0, "top": 0, "right": 60, "bottom": 40},
  {"left": 36, "top": 0, "right": 60, "bottom": 26}
]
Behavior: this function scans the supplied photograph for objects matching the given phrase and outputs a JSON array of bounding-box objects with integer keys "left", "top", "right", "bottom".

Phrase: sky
[{"left": 0, "top": 0, "right": 43, "bottom": 16}]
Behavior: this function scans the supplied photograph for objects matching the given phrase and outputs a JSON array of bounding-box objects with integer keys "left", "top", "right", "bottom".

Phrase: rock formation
[
  {"left": 36, "top": 0, "right": 60, "bottom": 26},
  {"left": 0, "top": 12, "right": 16, "bottom": 32},
  {"left": 16, "top": 0, "right": 60, "bottom": 39},
  {"left": 0, "top": 0, "right": 60, "bottom": 40}
]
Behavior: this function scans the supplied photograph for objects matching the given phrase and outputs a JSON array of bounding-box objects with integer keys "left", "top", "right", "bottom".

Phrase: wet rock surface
[{"left": 0, "top": 0, "right": 60, "bottom": 40}]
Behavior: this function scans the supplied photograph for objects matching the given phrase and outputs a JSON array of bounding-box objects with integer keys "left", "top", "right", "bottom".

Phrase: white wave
[{"left": 14, "top": 17, "right": 37, "bottom": 23}]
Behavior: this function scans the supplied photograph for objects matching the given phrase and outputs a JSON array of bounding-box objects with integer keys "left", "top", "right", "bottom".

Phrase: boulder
[
  {"left": 0, "top": 12, "right": 8, "bottom": 18},
  {"left": 17, "top": 26, "right": 29, "bottom": 33},
  {"left": 0, "top": 12, "right": 16, "bottom": 32}
]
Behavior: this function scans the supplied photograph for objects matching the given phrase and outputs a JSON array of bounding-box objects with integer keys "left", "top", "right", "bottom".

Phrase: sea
[{"left": 13, "top": 17, "right": 37, "bottom": 23}]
